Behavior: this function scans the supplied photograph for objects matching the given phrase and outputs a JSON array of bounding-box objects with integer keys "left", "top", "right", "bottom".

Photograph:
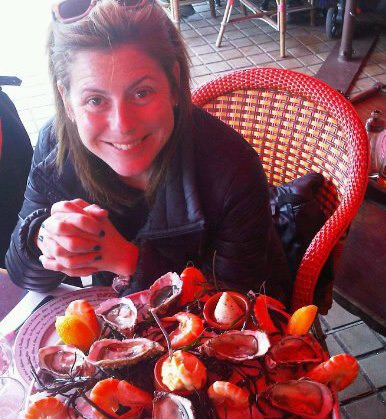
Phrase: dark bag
[
  {"left": 270, "top": 172, "right": 326, "bottom": 280},
  {"left": 0, "top": 87, "right": 33, "bottom": 267}
]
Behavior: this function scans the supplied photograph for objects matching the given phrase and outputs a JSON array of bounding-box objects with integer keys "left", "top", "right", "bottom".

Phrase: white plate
[{"left": 14, "top": 287, "right": 116, "bottom": 383}]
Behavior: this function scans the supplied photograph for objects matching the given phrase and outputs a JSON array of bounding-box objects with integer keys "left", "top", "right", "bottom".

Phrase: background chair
[
  {"left": 216, "top": 0, "right": 315, "bottom": 57},
  {"left": 192, "top": 67, "right": 368, "bottom": 313},
  {"left": 159, "top": 0, "right": 217, "bottom": 29}
]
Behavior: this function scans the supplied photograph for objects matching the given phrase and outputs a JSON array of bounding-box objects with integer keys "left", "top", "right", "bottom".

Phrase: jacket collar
[{"left": 137, "top": 114, "right": 205, "bottom": 240}]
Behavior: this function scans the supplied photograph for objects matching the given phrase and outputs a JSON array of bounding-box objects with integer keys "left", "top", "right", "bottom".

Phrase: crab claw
[
  {"left": 306, "top": 354, "right": 359, "bottom": 391},
  {"left": 258, "top": 379, "right": 334, "bottom": 418}
]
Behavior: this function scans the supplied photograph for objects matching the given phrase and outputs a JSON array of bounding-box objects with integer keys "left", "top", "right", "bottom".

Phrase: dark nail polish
[
  {"left": 99, "top": 230, "right": 105, "bottom": 238},
  {"left": 93, "top": 245, "right": 101, "bottom": 251},
  {"left": 94, "top": 255, "right": 102, "bottom": 261},
  {"left": 41, "top": 223, "right": 45, "bottom": 229},
  {"left": 38, "top": 235, "right": 44, "bottom": 242}
]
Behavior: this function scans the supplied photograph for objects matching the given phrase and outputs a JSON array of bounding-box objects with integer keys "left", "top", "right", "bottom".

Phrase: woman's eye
[
  {"left": 87, "top": 97, "right": 103, "bottom": 107},
  {"left": 135, "top": 89, "right": 152, "bottom": 100}
]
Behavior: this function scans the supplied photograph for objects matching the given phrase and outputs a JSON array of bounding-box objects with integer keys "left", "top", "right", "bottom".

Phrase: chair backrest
[{"left": 192, "top": 67, "right": 369, "bottom": 311}]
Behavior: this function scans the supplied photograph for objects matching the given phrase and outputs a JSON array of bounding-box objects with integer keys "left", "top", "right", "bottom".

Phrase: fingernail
[
  {"left": 38, "top": 235, "right": 44, "bottom": 242},
  {"left": 41, "top": 223, "right": 45, "bottom": 229},
  {"left": 93, "top": 245, "right": 101, "bottom": 251},
  {"left": 94, "top": 255, "right": 102, "bottom": 261},
  {"left": 99, "top": 230, "right": 105, "bottom": 238}
]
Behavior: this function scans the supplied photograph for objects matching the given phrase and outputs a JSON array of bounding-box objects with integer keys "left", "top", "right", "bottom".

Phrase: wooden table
[{"left": 332, "top": 92, "right": 386, "bottom": 336}]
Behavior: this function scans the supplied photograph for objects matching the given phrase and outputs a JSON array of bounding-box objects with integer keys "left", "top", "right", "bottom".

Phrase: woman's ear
[{"left": 57, "top": 81, "right": 74, "bottom": 122}]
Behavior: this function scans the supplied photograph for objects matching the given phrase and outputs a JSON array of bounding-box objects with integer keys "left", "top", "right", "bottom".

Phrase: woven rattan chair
[{"left": 192, "top": 67, "right": 369, "bottom": 314}]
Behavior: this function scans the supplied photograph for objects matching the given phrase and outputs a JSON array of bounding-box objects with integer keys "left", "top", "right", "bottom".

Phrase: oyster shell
[
  {"left": 38, "top": 345, "right": 94, "bottom": 378},
  {"left": 258, "top": 379, "right": 334, "bottom": 418},
  {"left": 87, "top": 338, "right": 164, "bottom": 368},
  {"left": 153, "top": 392, "right": 196, "bottom": 419},
  {"left": 198, "top": 330, "right": 270, "bottom": 362},
  {"left": 149, "top": 272, "right": 183, "bottom": 314},
  {"left": 95, "top": 297, "right": 137, "bottom": 337},
  {"left": 265, "top": 334, "right": 325, "bottom": 382}
]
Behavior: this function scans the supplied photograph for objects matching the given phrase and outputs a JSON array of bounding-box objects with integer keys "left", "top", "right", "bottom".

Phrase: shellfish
[
  {"left": 153, "top": 392, "right": 196, "bottom": 419},
  {"left": 265, "top": 334, "right": 325, "bottom": 382},
  {"left": 149, "top": 272, "right": 183, "bottom": 314},
  {"left": 198, "top": 330, "right": 270, "bottom": 362},
  {"left": 258, "top": 379, "right": 334, "bottom": 418},
  {"left": 95, "top": 297, "right": 137, "bottom": 337},
  {"left": 38, "top": 345, "right": 94, "bottom": 378},
  {"left": 87, "top": 338, "right": 164, "bottom": 369}
]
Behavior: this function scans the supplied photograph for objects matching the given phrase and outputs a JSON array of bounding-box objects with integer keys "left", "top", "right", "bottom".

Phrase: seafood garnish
[
  {"left": 306, "top": 354, "right": 359, "bottom": 391},
  {"left": 265, "top": 334, "right": 325, "bottom": 382},
  {"left": 161, "top": 312, "right": 204, "bottom": 349},
  {"left": 90, "top": 378, "right": 152, "bottom": 419},
  {"left": 24, "top": 396, "right": 70, "bottom": 419},
  {"left": 153, "top": 392, "right": 196, "bottom": 419},
  {"left": 95, "top": 297, "right": 137, "bottom": 337},
  {"left": 149, "top": 272, "right": 183, "bottom": 314},
  {"left": 258, "top": 379, "right": 334, "bottom": 418},
  {"left": 160, "top": 350, "right": 207, "bottom": 392},
  {"left": 214, "top": 292, "right": 244, "bottom": 325},
  {"left": 87, "top": 338, "right": 164, "bottom": 368},
  {"left": 198, "top": 330, "right": 270, "bottom": 362},
  {"left": 208, "top": 381, "right": 249, "bottom": 408},
  {"left": 38, "top": 345, "right": 94, "bottom": 378}
]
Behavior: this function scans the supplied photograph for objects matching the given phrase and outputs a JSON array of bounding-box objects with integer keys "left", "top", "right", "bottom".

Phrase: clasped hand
[{"left": 37, "top": 199, "right": 138, "bottom": 277}]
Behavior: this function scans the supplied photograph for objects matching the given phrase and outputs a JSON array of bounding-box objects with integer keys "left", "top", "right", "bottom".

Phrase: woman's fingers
[
  {"left": 43, "top": 212, "right": 104, "bottom": 237},
  {"left": 39, "top": 255, "right": 97, "bottom": 277},
  {"left": 39, "top": 234, "right": 99, "bottom": 257},
  {"left": 51, "top": 199, "right": 91, "bottom": 214}
]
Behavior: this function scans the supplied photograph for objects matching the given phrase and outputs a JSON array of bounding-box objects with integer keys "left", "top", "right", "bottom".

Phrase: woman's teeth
[{"left": 112, "top": 139, "right": 143, "bottom": 150}]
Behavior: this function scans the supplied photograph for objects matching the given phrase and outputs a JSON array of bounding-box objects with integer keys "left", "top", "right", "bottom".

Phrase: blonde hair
[{"left": 48, "top": 0, "right": 191, "bottom": 210}]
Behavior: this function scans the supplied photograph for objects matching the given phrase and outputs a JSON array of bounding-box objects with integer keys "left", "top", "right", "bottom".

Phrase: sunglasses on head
[{"left": 52, "top": 0, "right": 147, "bottom": 24}]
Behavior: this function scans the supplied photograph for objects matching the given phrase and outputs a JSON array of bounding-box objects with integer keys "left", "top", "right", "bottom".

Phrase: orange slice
[
  {"left": 287, "top": 305, "right": 318, "bottom": 335},
  {"left": 55, "top": 314, "right": 97, "bottom": 352},
  {"left": 65, "top": 299, "right": 101, "bottom": 337}
]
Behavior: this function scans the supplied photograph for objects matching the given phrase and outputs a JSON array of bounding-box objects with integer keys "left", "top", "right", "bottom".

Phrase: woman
[{"left": 5, "top": 0, "right": 291, "bottom": 304}]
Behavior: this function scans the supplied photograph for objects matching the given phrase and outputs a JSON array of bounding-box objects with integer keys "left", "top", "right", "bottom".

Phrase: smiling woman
[{"left": 5, "top": 0, "right": 291, "bottom": 307}]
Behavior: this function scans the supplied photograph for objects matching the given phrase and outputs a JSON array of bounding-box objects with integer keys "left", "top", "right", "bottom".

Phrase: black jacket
[{"left": 5, "top": 106, "right": 291, "bottom": 304}]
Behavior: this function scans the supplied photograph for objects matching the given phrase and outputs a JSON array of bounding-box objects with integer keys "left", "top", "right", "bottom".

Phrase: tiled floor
[{"left": 1, "top": 1, "right": 386, "bottom": 417}]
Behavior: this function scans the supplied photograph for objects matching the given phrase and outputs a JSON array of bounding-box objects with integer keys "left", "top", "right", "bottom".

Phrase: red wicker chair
[{"left": 192, "top": 67, "right": 369, "bottom": 314}]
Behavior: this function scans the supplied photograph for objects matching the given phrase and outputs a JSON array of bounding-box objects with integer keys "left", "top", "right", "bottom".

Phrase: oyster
[
  {"left": 258, "top": 379, "right": 334, "bottom": 418},
  {"left": 198, "top": 330, "right": 270, "bottom": 362},
  {"left": 38, "top": 345, "right": 94, "bottom": 378},
  {"left": 265, "top": 334, "right": 325, "bottom": 382},
  {"left": 153, "top": 392, "right": 195, "bottom": 419},
  {"left": 95, "top": 297, "right": 137, "bottom": 337},
  {"left": 149, "top": 272, "right": 183, "bottom": 314},
  {"left": 87, "top": 338, "right": 164, "bottom": 368}
]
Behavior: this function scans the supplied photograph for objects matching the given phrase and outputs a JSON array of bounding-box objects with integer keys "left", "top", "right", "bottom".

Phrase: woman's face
[{"left": 59, "top": 44, "right": 178, "bottom": 189}]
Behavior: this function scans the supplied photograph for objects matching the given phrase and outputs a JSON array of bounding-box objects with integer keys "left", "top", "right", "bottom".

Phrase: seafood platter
[{"left": 21, "top": 267, "right": 360, "bottom": 418}]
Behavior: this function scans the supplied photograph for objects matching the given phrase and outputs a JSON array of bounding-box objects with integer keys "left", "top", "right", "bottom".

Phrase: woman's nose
[{"left": 110, "top": 102, "right": 136, "bottom": 134}]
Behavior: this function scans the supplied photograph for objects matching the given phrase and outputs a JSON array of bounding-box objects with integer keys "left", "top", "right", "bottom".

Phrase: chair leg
[
  {"left": 170, "top": 0, "right": 180, "bottom": 29},
  {"left": 209, "top": 0, "right": 216, "bottom": 18},
  {"left": 216, "top": 0, "right": 234, "bottom": 48},
  {"left": 310, "top": 0, "right": 315, "bottom": 26},
  {"left": 278, "top": 0, "right": 286, "bottom": 58}
]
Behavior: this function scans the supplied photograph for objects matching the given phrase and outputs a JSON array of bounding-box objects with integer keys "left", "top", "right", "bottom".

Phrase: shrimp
[
  {"left": 24, "top": 396, "right": 68, "bottom": 419},
  {"left": 162, "top": 312, "right": 204, "bottom": 348},
  {"left": 306, "top": 354, "right": 359, "bottom": 391},
  {"left": 208, "top": 381, "right": 249, "bottom": 408},
  {"left": 90, "top": 378, "right": 152, "bottom": 418},
  {"left": 253, "top": 294, "right": 280, "bottom": 334}
]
